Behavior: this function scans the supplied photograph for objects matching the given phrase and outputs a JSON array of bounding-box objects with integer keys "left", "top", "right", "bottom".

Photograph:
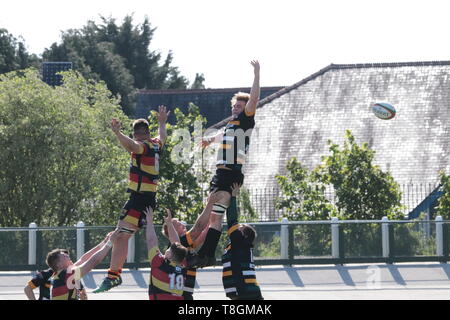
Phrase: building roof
[
  {"left": 136, "top": 86, "right": 284, "bottom": 128},
  {"left": 258, "top": 61, "right": 450, "bottom": 109},
  {"left": 232, "top": 60, "right": 450, "bottom": 219}
]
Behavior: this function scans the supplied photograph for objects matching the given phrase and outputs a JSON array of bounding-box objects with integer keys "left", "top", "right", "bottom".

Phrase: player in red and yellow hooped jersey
[
  {"left": 160, "top": 192, "right": 224, "bottom": 299},
  {"left": 94, "top": 106, "right": 170, "bottom": 294},
  {"left": 144, "top": 206, "right": 188, "bottom": 300},
  {"left": 45, "top": 231, "right": 119, "bottom": 300}
]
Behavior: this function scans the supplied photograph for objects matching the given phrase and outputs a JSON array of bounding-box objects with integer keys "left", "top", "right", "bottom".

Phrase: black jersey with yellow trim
[
  {"left": 221, "top": 223, "right": 262, "bottom": 300},
  {"left": 216, "top": 110, "right": 255, "bottom": 171},
  {"left": 180, "top": 232, "right": 197, "bottom": 299},
  {"left": 28, "top": 268, "right": 53, "bottom": 300}
]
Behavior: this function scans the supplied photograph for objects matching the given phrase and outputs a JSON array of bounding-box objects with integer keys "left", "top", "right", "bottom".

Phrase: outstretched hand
[
  {"left": 111, "top": 118, "right": 121, "bottom": 134},
  {"left": 156, "top": 105, "right": 170, "bottom": 123},
  {"left": 164, "top": 209, "right": 173, "bottom": 224},
  {"left": 231, "top": 183, "right": 242, "bottom": 197},
  {"left": 200, "top": 137, "right": 212, "bottom": 149},
  {"left": 251, "top": 60, "right": 260, "bottom": 76},
  {"left": 144, "top": 206, "right": 154, "bottom": 221}
]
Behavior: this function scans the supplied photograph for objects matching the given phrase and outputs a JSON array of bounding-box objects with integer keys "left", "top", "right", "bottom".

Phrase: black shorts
[
  {"left": 119, "top": 192, "right": 156, "bottom": 228},
  {"left": 209, "top": 169, "right": 244, "bottom": 194}
]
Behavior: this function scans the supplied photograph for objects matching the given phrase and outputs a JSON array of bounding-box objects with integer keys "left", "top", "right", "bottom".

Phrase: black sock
[{"left": 197, "top": 228, "right": 222, "bottom": 258}]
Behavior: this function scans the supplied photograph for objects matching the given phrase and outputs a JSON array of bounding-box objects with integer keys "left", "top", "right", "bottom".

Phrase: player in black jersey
[
  {"left": 222, "top": 183, "right": 263, "bottom": 300},
  {"left": 200, "top": 60, "right": 260, "bottom": 268},
  {"left": 24, "top": 268, "right": 53, "bottom": 300}
]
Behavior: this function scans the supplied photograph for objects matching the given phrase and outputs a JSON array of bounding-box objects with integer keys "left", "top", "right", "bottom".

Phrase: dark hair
[
  {"left": 46, "top": 249, "right": 68, "bottom": 271},
  {"left": 170, "top": 242, "right": 188, "bottom": 265},
  {"left": 132, "top": 119, "right": 150, "bottom": 135},
  {"left": 241, "top": 224, "right": 257, "bottom": 245}
]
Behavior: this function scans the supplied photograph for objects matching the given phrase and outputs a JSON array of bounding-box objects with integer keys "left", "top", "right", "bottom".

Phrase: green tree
[
  {"left": 0, "top": 28, "right": 40, "bottom": 73},
  {"left": 42, "top": 15, "right": 191, "bottom": 115},
  {"left": 275, "top": 130, "right": 406, "bottom": 257},
  {"left": 190, "top": 73, "right": 206, "bottom": 89},
  {"left": 435, "top": 171, "right": 450, "bottom": 220},
  {"left": 276, "top": 158, "right": 336, "bottom": 220},
  {"left": 237, "top": 187, "right": 259, "bottom": 222},
  {"left": 320, "top": 130, "right": 404, "bottom": 220},
  {"left": 0, "top": 69, "right": 129, "bottom": 227}
]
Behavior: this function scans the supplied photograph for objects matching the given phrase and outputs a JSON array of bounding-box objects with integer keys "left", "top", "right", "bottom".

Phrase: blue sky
[{"left": 2, "top": 0, "right": 450, "bottom": 88}]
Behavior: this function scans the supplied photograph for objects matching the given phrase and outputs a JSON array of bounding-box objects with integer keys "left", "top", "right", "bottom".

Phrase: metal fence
[
  {"left": 245, "top": 182, "right": 440, "bottom": 221},
  {"left": 1, "top": 216, "right": 449, "bottom": 271}
]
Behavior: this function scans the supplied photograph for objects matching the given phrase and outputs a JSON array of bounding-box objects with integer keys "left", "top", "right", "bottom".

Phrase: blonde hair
[{"left": 230, "top": 92, "right": 250, "bottom": 107}]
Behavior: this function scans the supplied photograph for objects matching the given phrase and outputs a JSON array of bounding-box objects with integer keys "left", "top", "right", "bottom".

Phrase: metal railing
[
  {"left": 1, "top": 216, "right": 449, "bottom": 271},
  {"left": 244, "top": 182, "right": 440, "bottom": 221}
]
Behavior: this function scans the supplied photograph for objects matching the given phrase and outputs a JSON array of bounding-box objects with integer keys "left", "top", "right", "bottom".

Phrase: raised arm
[
  {"left": 74, "top": 230, "right": 119, "bottom": 279},
  {"left": 226, "top": 183, "right": 241, "bottom": 229},
  {"left": 73, "top": 231, "right": 114, "bottom": 267},
  {"left": 111, "top": 118, "right": 143, "bottom": 154},
  {"left": 201, "top": 130, "right": 224, "bottom": 149},
  {"left": 188, "top": 192, "right": 223, "bottom": 239},
  {"left": 144, "top": 206, "right": 158, "bottom": 250},
  {"left": 244, "top": 60, "right": 260, "bottom": 116},
  {"left": 156, "top": 105, "right": 170, "bottom": 146},
  {"left": 164, "top": 209, "right": 181, "bottom": 244}
]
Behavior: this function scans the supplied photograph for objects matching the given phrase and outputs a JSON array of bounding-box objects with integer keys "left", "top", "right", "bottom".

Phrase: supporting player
[
  {"left": 24, "top": 266, "right": 88, "bottom": 300},
  {"left": 161, "top": 191, "right": 223, "bottom": 299},
  {"left": 94, "top": 106, "right": 170, "bottom": 293},
  {"left": 145, "top": 206, "right": 188, "bottom": 300},
  {"left": 45, "top": 230, "right": 119, "bottom": 300},
  {"left": 222, "top": 183, "right": 263, "bottom": 300},
  {"left": 199, "top": 60, "right": 260, "bottom": 267},
  {"left": 24, "top": 268, "right": 53, "bottom": 300}
]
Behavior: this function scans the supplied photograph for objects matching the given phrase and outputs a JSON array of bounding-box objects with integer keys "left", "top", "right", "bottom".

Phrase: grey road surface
[{"left": 2, "top": 263, "right": 450, "bottom": 300}]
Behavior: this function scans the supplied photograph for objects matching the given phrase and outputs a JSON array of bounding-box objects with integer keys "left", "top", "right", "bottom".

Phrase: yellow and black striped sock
[{"left": 107, "top": 269, "right": 121, "bottom": 280}]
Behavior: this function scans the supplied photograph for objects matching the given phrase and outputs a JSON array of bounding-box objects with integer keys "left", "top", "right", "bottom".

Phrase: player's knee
[
  {"left": 117, "top": 227, "right": 136, "bottom": 238},
  {"left": 211, "top": 203, "right": 228, "bottom": 218}
]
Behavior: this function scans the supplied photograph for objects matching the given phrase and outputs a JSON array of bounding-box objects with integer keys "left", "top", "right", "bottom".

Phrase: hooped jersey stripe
[{"left": 128, "top": 138, "right": 162, "bottom": 194}]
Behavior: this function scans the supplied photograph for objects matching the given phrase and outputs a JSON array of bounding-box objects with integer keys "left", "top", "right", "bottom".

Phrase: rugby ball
[{"left": 372, "top": 102, "right": 396, "bottom": 120}]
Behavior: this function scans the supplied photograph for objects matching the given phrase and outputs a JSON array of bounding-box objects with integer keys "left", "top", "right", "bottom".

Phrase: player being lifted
[
  {"left": 198, "top": 60, "right": 260, "bottom": 267},
  {"left": 94, "top": 106, "right": 170, "bottom": 293}
]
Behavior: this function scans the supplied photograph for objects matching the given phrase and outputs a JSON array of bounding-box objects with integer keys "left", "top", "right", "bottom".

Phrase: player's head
[
  {"left": 164, "top": 242, "right": 188, "bottom": 265},
  {"left": 132, "top": 119, "right": 150, "bottom": 141},
  {"left": 46, "top": 249, "right": 72, "bottom": 272},
  {"left": 162, "top": 218, "right": 187, "bottom": 238},
  {"left": 230, "top": 92, "right": 250, "bottom": 115},
  {"left": 238, "top": 224, "right": 257, "bottom": 245}
]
